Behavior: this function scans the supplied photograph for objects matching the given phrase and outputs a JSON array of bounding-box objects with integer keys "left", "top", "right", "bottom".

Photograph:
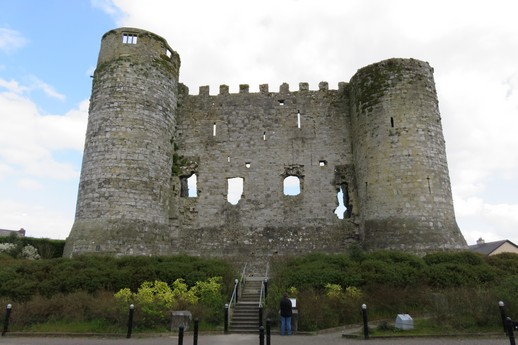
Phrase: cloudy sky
[{"left": 0, "top": 0, "right": 517, "bottom": 245}]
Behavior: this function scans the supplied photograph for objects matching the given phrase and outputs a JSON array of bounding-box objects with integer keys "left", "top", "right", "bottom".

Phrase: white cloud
[
  {"left": 0, "top": 77, "right": 65, "bottom": 101},
  {"left": 0, "top": 199, "right": 73, "bottom": 239},
  {"left": 28, "top": 76, "right": 66, "bottom": 101},
  {"left": 0, "top": 85, "right": 88, "bottom": 180},
  {"left": 91, "top": 0, "right": 126, "bottom": 23},
  {"left": 17, "top": 178, "right": 43, "bottom": 191},
  {"left": 0, "top": 28, "right": 28, "bottom": 54},
  {"left": 0, "top": 79, "right": 29, "bottom": 93}
]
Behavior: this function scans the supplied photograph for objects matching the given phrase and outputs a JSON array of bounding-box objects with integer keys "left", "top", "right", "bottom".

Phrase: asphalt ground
[{"left": 0, "top": 332, "right": 509, "bottom": 345}]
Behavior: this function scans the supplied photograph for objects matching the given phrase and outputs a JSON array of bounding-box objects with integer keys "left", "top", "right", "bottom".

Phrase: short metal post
[
  {"left": 264, "top": 278, "right": 268, "bottom": 299},
  {"left": 224, "top": 303, "right": 229, "bottom": 334},
  {"left": 500, "top": 301, "right": 507, "bottom": 334},
  {"left": 126, "top": 304, "right": 134, "bottom": 339},
  {"left": 259, "top": 325, "right": 265, "bottom": 345},
  {"left": 266, "top": 318, "right": 271, "bottom": 345},
  {"left": 361, "top": 303, "right": 369, "bottom": 340},
  {"left": 2, "top": 304, "right": 12, "bottom": 336},
  {"left": 178, "top": 325, "right": 184, "bottom": 345},
  {"left": 235, "top": 279, "right": 239, "bottom": 303},
  {"left": 507, "top": 317, "right": 516, "bottom": 345},
  {"left": 193, "top": 318, "right": 199, "bottom": 345},
  {"left": 259, "top": 305, "right": 263, "bottom": 327}
]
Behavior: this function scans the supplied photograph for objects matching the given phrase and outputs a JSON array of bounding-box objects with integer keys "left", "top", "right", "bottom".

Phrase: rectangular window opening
[
  {"left": 284, "top": 175, "right": 301, "bottom": 196},
  {"left": 122, "top": 33, "right": 138, "bottom": 44},
  {"left": 180, "top": 174, "right": 198, "bottom": 198},
  {"left": 227, "top": 177, "right": 244, "bottom": 205},
  {"left": 319, "top": 160, "right": 327, "bottom": 167},
  {"left": 245, "top": 162, "right": 251, "bottom": 169},
  {"left": 297, "top": 111, "right": 301, "bottom": 129},
  {"left": 335, "top": 183, "right": 352, "bottom": 219},
  {"left": 278, "top": 100, "right": 285, "bottom": 106},
  {"left": 213, "top": 123, "right": 217, "bottom": 137},
  {"left": 263, "top": 132, "right": 266, "bottom": 141},
  {"left": 166, "top": 49, "right": 172, "bottom": 58}
]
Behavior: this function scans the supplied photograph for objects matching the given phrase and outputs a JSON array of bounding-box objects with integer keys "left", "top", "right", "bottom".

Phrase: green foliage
[
  {"left": 268, "top": 249, "right": 518, "bottom": 332},
  {"left": 0, "top": 255, "right": 234, "bottom": 301},
  {"left": 0, "top": 255, "right": 233, "bottom": 332},
  {"left": 0, "top": 236, "right": 65, "bottom": 259},
  {"left": 0, "top": 291, "right": 125, "bottom": 332},
  {"left": 114, "top": 277, "right": 225, "bottom": 329},
  {"left": 486, "top": 252, "right": 518, "bottom": 275}
]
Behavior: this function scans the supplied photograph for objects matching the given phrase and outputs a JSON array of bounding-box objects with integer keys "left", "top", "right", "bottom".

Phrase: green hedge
[
  {"left": 0, "top": 235, "right": 65, "bottom": 259},
  {"left": 0, "top": 255, "right": 235, "bottom": 301}
]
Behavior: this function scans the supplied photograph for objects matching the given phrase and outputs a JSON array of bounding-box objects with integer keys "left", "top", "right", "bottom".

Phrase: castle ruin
[{"left": 63, "top": 28, "right": 467, "bottom": 257}]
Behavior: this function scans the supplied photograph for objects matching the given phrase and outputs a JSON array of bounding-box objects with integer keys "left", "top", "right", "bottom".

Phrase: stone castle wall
[{"left": 63, "top": 28, "right": 466, "bottom": 258}]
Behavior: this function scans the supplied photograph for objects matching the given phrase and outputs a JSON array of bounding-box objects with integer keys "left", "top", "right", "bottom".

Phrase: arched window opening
[
  {"left": 180, "top": 173, "right": 198, "bottom": 198},
  {"left": 335, "top": 183, "right": 351, "bottom": 219},
  {"left": 283, "top": 176, "right": 301, "bottom": 196},
  {"left": 227, "top": 177, "right": 244, "bottom": 205}
]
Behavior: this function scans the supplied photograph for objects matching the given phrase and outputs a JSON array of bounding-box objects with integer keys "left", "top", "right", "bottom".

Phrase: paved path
[{"left": 0, "top": 332, "right": 509, "bottom": 345}]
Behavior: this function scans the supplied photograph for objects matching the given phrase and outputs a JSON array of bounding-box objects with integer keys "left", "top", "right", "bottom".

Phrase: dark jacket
[{"left": 280, "top": 297, "right": 293, "bottom": 317}]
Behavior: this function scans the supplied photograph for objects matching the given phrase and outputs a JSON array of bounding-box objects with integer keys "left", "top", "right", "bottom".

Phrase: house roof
[{"left": 469, "top": 239, "right": 518, "bottom": 256}]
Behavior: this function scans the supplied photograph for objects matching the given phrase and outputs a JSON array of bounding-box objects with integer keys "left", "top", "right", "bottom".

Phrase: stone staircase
[{"left": 230, "top": 276, "right": 265, "bottom": 333}]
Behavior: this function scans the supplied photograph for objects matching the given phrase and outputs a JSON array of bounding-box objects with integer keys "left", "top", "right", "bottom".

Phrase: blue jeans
[{"left": 281, "top": 316, "right": 292, "bottom": 335}]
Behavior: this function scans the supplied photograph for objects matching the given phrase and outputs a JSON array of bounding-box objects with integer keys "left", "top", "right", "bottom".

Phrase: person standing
[{"left": 280, "top": 292, "right": 293, "bottom": 335}]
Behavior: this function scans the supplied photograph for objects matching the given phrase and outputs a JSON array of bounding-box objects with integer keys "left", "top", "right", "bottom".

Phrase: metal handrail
[
  {"left": 258, "top": 261, "right": 270, "bottom": 308},
  {"left": 259, "top": 282, "right": 265, "bottom": 307},
  {"left": 228, "top": 262, "right": 247, "bottom": 308}
]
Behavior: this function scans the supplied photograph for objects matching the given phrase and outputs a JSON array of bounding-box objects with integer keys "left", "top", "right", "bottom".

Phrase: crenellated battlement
[{"left": 180, "top": 81, "right": 348, "bottom": 96}]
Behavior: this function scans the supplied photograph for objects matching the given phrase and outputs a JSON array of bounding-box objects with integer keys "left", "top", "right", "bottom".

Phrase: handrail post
[
  {"left": 178, "top": 325, "right": 184, "bottom": 345},
  {"left": 224, "top": 303, "right": 229, "bottom": 334},
  {"left": 259, "top": 305, "right": 263, "bottom": 328},
  {"left": 506, "top": 317, "right": 516, "bottom": 345},
  {"left": 361, "top": 303, "right": 369, "bottom": 340},
  {"left": 193, "top": 318, "right": 199, "bottom": 345},
  {"left": 259, "top": 326, "right": 265, "bottom": 345},
  {"left": 126, "top": 304, "right": 134, "bottom": 339},
  {"left": 266, "top": 318, "right": 271, "bottom": 345},
  {"left": 2, "top": 304, "right": 12, "bottom": 337},
  {"left": 500, "top": 301, "right": 507, "bottom": 334},
  {"left": 235, "top": 279, "right": 239, "bottom": 304}
]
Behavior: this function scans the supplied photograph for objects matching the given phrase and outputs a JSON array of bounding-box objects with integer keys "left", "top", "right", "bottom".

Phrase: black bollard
[
  {"left": 259, "top": 325, "right": 265, "bottom": 345},
  {"left": 500, "top": 301, "right": 507, "bottom": 334},
  {"left": 2, "top": 304, "right": 12, "bottom": 336},
  {"left": 126, "top": 304, "right": 135, "bottom": 339},
  {"left": 506, "top": 317, "right": 516, "bottom": 345},
  {"left": 178, "top": 325, "right": 184, "bottom": 345},
  {"left": 264, "top": 279, "right": 268, "bottom": 299},
  {"left": 361, "top": 303, "right": 369, "bottom": 340},
  {"left": 259, "top": 305, "right": 263, "bottom": 328},
  {"left": 266, "top": 318, "right": 271, "bottom": 345},
  {"left": 193, "top": 318, "right": 199, "bottom": 345},
  {"left": 224, "top": 303, "right": 229, "bottom": 334}
]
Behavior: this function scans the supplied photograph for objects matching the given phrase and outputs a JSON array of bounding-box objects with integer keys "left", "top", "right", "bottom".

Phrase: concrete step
[{"left": 229, "top": 274, "right": 267, "bottom": 334}]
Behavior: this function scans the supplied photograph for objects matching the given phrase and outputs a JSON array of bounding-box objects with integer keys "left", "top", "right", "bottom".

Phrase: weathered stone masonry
[{"left": 63, "top": 27, "right": 467, "bottom": 258}]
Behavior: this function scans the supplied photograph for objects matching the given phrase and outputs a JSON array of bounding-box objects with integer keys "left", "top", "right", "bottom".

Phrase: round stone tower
[
  {"left": 64, "top": 28, "right": 180, "bottom": 257},
  {"left": 348, "top": 58, "right": 466, "bottom": 252}
]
